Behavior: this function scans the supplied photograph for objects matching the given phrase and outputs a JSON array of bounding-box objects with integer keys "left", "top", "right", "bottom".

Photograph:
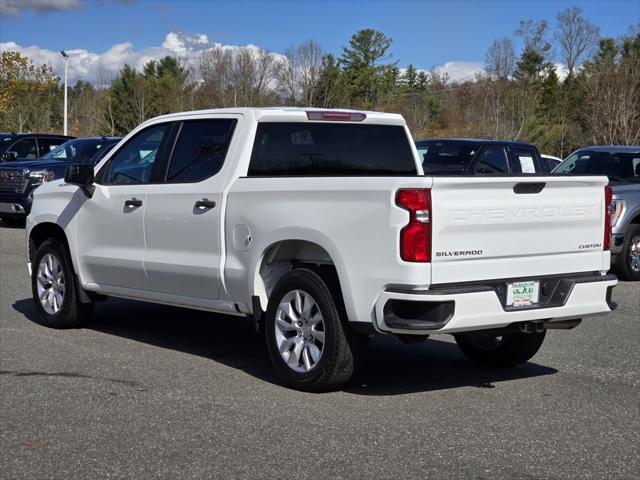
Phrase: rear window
[{"left": 248, "top": 123, "right": 416, "bottom": 176}]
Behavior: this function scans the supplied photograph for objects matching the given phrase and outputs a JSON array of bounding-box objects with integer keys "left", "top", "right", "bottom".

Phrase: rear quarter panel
[{"left": 224, "top": 176, "right": 432, "bottom": 324}]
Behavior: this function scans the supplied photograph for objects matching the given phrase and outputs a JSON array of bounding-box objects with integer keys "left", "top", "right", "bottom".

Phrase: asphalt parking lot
[{"left": 1, "top": 223, "right": 638, "bottom": 479}]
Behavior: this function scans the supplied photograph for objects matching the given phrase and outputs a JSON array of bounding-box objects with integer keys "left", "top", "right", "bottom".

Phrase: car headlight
[
  {"left": 609, "top": 199, "right": 625, "bottom": 227},
  {"left": 29, "top": 169, "right": 55, "bottom": 186}
]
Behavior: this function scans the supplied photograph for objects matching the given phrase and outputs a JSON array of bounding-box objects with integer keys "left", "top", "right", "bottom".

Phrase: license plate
[{"left": 506, "top": 281, "right": 540, "bottom": 308}]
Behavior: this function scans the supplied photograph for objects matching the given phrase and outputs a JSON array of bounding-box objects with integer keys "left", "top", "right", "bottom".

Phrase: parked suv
[
  {"left": 0, "top": 136, "right": 121, "bottom": 224},
  {"left": 415, "top": 139, "right": 552, "bottom": 174},
  {"left": 0, "top": 133, "right": 74, "bottom": 162},
  {"left": 25, "top": 109, "right": 616, "bottom": 391},
  {"left": 555, "top": 146, "right": 640, "bottom": 280}
]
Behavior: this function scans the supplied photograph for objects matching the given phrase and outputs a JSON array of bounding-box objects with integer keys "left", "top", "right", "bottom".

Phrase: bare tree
[
  {"left": 515, "top": 19, "right": 552, "bottom": 59},
  {"left": 278, "top": 40, "right": 324, "bottom": 106},
  {"left": 230, "top": 47, "right": 278, "bottom": 106},
  {"left": 555, "top": 7, "right": 600, "bottom": 76},
  {"left": 296, "top": 40, "right": 324, "bottom": 106},
  {"left": 198, "top": 46, "right": 233, "bottom": 107},
  {"left": 485, "top": 38, "right": 516, "bottom": 79}
]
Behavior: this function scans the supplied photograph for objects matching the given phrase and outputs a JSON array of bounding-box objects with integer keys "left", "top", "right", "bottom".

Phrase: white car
[
  {"left": 543, "top": 153, "right": 563, "bottom": 170},
  {"left": 26, "top": 108, "right": 617, "bottom": 391}
]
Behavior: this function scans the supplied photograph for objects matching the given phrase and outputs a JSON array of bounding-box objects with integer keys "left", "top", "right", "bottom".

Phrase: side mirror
[
  {"left": 64, "top": 164, "right": 95, "bottom": 197},
  {"left": 2, "top": 151, "right": 18, "bottom": 162}
]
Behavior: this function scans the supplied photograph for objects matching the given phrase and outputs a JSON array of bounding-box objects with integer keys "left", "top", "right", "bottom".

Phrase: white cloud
[
  {"left": 0, "top": 32, "right": 287, "bottom": 85},
  {"left": 4, "top": 33, "right": 568, "bottom": 89},
  {"left": 0, "top": 0, "right": 83, "bottom": 16},
  {"left": 554, "top": 63, "right": 569, "bottom": 81},
  {"left": 433, "top": 61, "right": 485, "bottom": 83}
]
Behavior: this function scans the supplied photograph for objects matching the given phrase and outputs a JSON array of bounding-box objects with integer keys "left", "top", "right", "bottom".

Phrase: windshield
[
  {"left": 41, "top": 138, "right": 107, "bottom": 163},
  {"left": 555, "top": 150, "right": 640, "bottom": 182},
  {"left": 87, "top": 142, "right": 118, "bottom": 164},
  {"left": 416, "top": 141, "right": 481, "bottom": 173}
]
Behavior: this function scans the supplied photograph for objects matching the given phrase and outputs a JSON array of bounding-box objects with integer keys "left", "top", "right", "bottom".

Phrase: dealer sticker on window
[{"left": 506, "top": 281, "right": 540, "bottom": 307}]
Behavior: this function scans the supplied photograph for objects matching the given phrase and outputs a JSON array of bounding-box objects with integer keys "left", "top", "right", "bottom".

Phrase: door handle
[
  {"left": 194, "top": 198, "right": 216, "bottom": 211},
  {"left": 124, "top": 197, "right": 143, "bottom": 208}
]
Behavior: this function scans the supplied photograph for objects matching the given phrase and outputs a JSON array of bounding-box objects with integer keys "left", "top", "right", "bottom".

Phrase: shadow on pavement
[
  {"left": 13, "top": 297, "right": 558, "bottom": 395},
  {"left": 0, "top": 219, "right": 25, "bottom": 229}
]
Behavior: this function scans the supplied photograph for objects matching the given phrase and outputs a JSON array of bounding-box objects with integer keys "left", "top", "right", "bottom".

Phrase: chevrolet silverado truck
[{"left": 25, "top": 108, "right": 618, "bottom": 391}]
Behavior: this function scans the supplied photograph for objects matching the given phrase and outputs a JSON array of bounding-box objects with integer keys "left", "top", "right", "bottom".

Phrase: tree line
[{"left": 1, "top": 6, "right": 638, "bottom": 157}]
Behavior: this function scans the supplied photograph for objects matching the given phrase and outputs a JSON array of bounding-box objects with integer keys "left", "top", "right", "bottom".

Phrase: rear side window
[
  {"left": 509, "top": 147, "right": 542, "bottom": 174},
  {"left": 166, "top": 119, "right": 236, "bottom": 183},
  {"left": 474, "top": 146, "right": 508, "bottom": 174},
  {"left": 248, "top": 123, "right": 416, "bottom": 176}
]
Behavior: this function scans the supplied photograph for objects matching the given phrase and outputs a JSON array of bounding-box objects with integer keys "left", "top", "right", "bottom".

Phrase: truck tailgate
[{"left": 430, "top": 176, "right": 609, "bottom": 284}]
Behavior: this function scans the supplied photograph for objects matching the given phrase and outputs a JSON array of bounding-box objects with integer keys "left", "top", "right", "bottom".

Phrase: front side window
[
  {"left": 9, "top": 138, "right": 37, "bottom": 159},
  {"left": 104, "top": 124, "right": 171, "bottom": 185},
  {"left": 249, "top": 123, "right": 416, "bottom": 176},
  {"left": 474, "top": 146, "right": 509, "bottom": 174},
  {"left": 166, "top": 119, "right": 236, "bottom": 183}
]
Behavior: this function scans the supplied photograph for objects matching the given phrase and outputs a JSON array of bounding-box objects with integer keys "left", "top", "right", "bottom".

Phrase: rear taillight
[
  {"left": 604, "top": 185, "right": 613, "bottom": 251},
  {"left": 396, "top": 188, "right": 431, "bottom": 262}
]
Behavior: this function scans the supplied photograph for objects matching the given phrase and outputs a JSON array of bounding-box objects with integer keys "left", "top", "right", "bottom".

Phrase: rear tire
[
  {"left": 265, "top": 268, "right": 368, "bottom": 392},
  {"left": 615, "top": 224, "right": 640, "bottom": 281},
  {"left": 454, "top": 330, "right": 546, "bottom": 367},
  {"left": 31, "top": 238, "right": 93, "bottom": 328}
]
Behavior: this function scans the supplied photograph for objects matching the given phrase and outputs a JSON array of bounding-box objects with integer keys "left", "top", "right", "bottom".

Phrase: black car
[
  {"left": 0, "top": 136, "right": 121, "bottom": 225},
  {"left": 0, "top": 132, "right": 75, "bottom": 162},
  {"left": 415, "top": 138, "right": 551, "bottom": 175}
]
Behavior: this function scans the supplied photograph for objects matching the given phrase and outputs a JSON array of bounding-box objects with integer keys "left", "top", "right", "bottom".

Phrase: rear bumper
[{"left": 374, "top": 273, "right": 618, "bottom": 335}]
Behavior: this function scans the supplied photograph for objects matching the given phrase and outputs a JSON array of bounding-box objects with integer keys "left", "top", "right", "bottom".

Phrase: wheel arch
[
  {"left": 251, "top": 238, "right": 352, "bottom": 320},
  {"left": 29, "top": 222, "right": 70, "bottom": 264}
]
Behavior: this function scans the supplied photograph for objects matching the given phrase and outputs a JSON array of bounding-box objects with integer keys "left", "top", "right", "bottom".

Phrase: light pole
[{"left": 60, "top": 50, "right": 69, "bottom": 136}]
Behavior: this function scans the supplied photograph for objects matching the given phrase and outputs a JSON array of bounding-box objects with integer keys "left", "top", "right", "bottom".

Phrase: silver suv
[{"left": 555, "top": 146, "right": 640, "bottom": 281}]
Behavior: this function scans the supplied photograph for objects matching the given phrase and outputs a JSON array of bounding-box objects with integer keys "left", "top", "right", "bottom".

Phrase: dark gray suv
[{"left": 555, "top": 146, "right": 640, "bottom": 281}]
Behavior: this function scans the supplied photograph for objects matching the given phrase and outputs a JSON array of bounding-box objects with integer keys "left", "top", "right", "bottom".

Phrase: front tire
[
  {"left": 615, "top": 224, "right": 640, "bottom": 281},
  {"left": 265, "top": 268, "right": 367, "bottom": 392},
  {"left": 31, "top": 238, "right": 93, "bottom": 328},
  {"left": 454, "top": 330, "right": 546, "bottom": 367}
]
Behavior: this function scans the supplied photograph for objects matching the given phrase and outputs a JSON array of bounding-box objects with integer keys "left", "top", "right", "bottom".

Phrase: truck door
[
  {"left": 76, "top": 123, "right": 173, "bottom": 290},
  {"left": 143, "top": 116, "right": 239, "bottom": 300}
]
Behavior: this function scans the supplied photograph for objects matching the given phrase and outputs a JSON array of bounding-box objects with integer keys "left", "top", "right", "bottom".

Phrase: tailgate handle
[{"left": 513, "top": 182, "right": 545, "bottom": 194}]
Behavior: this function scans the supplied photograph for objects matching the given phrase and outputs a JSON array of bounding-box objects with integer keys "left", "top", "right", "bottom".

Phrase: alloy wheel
[
  {"left": 36, "top": 253, "right": 65, "bottom": 314},
  {"left": 274, "top": 289, "right": 325, "bottom": 373}
]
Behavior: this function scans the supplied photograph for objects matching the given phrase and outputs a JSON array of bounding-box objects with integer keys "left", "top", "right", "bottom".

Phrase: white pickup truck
[{"left": 26, "top": 108, "right": 618, "bottom": 391}]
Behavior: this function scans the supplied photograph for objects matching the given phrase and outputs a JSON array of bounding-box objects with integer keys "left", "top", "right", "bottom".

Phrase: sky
[{"left": 0, "top": 0, "right": 638, "bottom": 84}]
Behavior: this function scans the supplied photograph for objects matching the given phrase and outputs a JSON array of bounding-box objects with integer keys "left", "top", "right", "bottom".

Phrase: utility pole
[{"left": 60, "top": 50, "right": 69, "bottom": 136}]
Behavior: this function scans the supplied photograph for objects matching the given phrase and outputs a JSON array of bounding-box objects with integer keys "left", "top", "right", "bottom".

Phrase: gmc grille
[{"left": 0, "top": 168, "right": 28, "bottom": 193}]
